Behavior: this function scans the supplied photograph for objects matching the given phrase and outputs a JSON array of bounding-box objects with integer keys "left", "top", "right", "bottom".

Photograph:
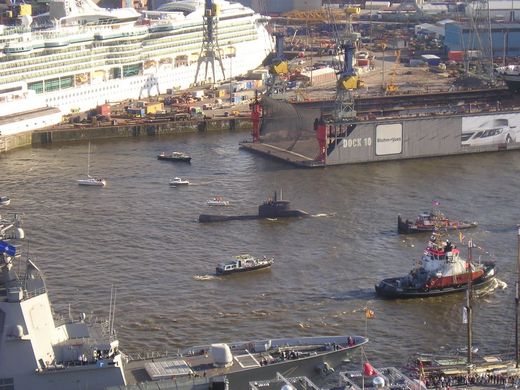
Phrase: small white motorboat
[
  {"left": 207, "top": 196, "right": 230, "bottom": 206},
  {"left": 0, "top": 196, "right": 11, "bottom": 206},
  {"left": 77, "top": 177, "right": 106, "bottom": 187},
  {"left": 169, "top": 177, "right": 190, "bottom": 186}
]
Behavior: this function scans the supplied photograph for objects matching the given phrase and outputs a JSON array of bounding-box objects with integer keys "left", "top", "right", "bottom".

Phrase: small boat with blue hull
[{"left": 216, "top": 254, "right": 274, "bottom": 275}]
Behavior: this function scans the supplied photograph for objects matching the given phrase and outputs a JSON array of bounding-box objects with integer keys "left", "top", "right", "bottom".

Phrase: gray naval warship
[{"left": 0, "top": 212, "right": 367, "bottom": 390}]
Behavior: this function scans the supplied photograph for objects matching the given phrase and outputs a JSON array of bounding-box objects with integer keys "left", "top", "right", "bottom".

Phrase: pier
[{"left": 0, "top": 116, "right": 252, "bottom": 153}]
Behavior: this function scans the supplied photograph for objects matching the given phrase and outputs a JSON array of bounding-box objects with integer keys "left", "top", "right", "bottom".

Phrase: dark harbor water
[{"left": 1, "top": 131, "right": 518, "bottom": 370}]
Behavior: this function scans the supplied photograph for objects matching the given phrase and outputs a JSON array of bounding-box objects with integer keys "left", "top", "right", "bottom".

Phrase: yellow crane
[{"left": 385, "top": 49, "right": 400, "bottom": 93}]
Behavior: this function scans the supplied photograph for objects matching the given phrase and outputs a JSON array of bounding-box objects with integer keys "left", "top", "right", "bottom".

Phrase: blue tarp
[{"left": 0, "top": 240, "right": 16, "bottom": 256}]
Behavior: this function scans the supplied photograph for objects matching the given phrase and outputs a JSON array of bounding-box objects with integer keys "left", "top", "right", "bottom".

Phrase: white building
[{"left": 465, "top": 0, "right": 520, "bottom": 21}]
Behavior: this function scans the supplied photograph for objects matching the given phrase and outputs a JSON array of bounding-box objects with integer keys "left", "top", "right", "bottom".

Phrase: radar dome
[
  {"left": 373, "top": 376, "right": 385, "bottom": 388},
  {"left": 210, "top": 343, "right": 233, "bottom": 368},
  {"left": 9, "top": 325, "right": 24, "bottom": 338}
]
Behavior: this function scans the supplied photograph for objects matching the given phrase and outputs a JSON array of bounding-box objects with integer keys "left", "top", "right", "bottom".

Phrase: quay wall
[{"left": 0, "top": 118, "right": 252, "bottom": 153}]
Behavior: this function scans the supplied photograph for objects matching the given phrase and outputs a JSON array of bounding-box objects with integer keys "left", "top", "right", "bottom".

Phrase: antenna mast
[
  {"left": 515, "top": 225, "right": 520, "bottom": 368},
  {"left": 466, "top": 240, "right": 473, "bottom": 371}
]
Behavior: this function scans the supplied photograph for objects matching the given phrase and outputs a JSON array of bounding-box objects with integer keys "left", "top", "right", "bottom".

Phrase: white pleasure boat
[{"left": 169, "top": 177, "right": 189, "bottom": 186}]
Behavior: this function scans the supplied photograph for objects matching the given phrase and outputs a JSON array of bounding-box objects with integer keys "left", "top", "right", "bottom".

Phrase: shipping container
[
  {"left": 192, "top": 90, "right": 205, "bottom": 99},
  {"left": 409, "top": 59, "right": 426, "bottom": 67},
  {"left": 364, "top": 0, "right": 390, "bottom": 9},
  {"left": 421, "top": 54, "right": 441, "bottom": 66},
  {"left": 448, "top": 50, "right": 464, "bottom": 62},
  {"left": 97, "top": 104, "right": 111, "bottom": 117},
  {"left": 146, "top": 102, "right": 164, "bottom": 114}
]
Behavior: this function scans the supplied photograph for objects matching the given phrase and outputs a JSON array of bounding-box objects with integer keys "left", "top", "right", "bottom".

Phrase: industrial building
[
  {"left": 444, "top": 22, "right": 520, "bottom": 58},
  {"left": 465, "top": 0, "right": 520, "bottom": 21}
]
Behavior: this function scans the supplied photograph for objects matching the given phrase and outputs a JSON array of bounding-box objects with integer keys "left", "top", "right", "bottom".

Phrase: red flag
[{"left": 364, "top": 362, "right": 375, "bottom": 376}]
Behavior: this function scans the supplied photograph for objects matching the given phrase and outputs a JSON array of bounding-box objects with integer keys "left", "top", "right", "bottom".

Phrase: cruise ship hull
[{"left": 0, "top": 0, "right": 272, "bottom": 135}]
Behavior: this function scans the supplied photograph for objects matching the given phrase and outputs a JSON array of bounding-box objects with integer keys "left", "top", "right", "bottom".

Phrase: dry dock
[{"left": 242, "top": 88, "right": 520, "bottom": 167}]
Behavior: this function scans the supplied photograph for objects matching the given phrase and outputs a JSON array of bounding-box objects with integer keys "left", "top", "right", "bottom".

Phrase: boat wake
[
  {"left": 311, "top": 213, "right": 336, "bottom": 218},
  {"left": 192, "top": 274, "right": 217, "bottom": 281},
  {"left": 475, "top": 278, "right": 507, "bottom": 298}
]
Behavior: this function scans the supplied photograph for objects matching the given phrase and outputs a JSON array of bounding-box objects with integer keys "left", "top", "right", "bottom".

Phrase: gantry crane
[{"left": 194, "top": 0, "right": 226, "bottom": 85}]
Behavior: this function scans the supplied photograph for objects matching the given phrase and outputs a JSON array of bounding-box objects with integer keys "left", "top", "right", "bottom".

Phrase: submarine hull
[{"left": 198, "top": 210, "right": 308, "bottom": 223}]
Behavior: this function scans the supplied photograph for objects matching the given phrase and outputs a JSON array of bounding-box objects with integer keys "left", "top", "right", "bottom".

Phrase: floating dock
[{"left": 242, "top": 89, "right": 520, "bottom": 167}]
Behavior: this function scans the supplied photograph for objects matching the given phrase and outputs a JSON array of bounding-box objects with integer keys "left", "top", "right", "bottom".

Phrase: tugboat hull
[
  {"left": 375, "top": 263, "right": 497, "bottom": 299},
  {"left": 398, "top": 215, "right": 478, "bottom": 234}
]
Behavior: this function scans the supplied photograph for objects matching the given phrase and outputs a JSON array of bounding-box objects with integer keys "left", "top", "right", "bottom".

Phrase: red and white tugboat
[
  {"left": 375, "top": 234, "right": 497, "bottom": 299},
  {"left": 398, "top": 211, "right": 477, "bottom": 234}
]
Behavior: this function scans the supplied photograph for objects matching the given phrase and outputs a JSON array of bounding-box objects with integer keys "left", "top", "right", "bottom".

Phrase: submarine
[{"left": 198, "top": 191, "right": 309, "bottom": 223}]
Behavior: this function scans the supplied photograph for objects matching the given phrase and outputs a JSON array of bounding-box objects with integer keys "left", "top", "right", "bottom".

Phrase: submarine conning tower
[{"left": 258, "top": 191, "right": 292, "bottom": 218}]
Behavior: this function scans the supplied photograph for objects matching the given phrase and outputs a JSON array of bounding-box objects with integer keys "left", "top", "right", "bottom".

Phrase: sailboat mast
[
  {"left": 87, "top": 141, "right": 91, "bottom": 178},
  {"left": 515, "top": 225, "right": 520, "bottom": 368},
  {"left": 466, "top": 241, "right": 473, "bottom": 369}
]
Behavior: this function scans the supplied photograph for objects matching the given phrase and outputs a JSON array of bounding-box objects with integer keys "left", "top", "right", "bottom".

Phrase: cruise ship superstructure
[{"left": 0, "top": 0, "right": 272, "bottom": 135}]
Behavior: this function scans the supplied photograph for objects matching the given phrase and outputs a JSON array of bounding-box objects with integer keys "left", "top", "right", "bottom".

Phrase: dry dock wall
[
  {"left": 325, "top": 110, "right": 520, "bottom": 165},
  {"left": 0, "top": 118, "right": 252, "bottom": 153}
]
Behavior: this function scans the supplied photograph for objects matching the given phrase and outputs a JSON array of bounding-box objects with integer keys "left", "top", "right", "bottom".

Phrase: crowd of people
[{"left": 422, "top": 371, "right": 520, "bottom": 389}]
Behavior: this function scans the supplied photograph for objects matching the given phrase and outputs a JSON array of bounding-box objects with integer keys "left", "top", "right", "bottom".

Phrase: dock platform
[{"left": 239, "top": 141, "right": 323, "bottom": 167}]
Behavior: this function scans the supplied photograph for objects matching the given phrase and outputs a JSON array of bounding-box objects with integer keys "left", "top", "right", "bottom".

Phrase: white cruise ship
[{"left": 0, "top": 0, "right": 272, "bottom": 135}]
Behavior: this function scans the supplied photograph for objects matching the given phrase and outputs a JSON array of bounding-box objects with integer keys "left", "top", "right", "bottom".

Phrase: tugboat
[
  {"left": 157, "top": 151, "right": 191, "bottom": 162},
  {"left": 375, "top": 233, "right": 497, "bottom": 299},
  {"left": 216, "top": 254, "right": 274, "bottom": 275},
  {"left": 398, "top": 211, "right": 477, "bottom": 234},
  {"left": 199, "top": 190, "right": 308, "bottom": 222}
]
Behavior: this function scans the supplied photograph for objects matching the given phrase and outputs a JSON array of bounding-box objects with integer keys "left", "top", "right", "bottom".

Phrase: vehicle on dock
[
  {"left": 375, "top": 232, "right": 497, "bottom": 299},
  {"left": 398, "top": 212, "right": 477, "bottom": 234},
  {"left": 169, "top": 177, "right": 189, "bottom": 186},
  {"left": 157, "top": 151, "right": 191, "bottom": 162},
  {"left": 0, "top": 196, "right": 10, "bottom": 207},
  {"left": 216, "top": 254, "right": 274, "bottom": 275}
]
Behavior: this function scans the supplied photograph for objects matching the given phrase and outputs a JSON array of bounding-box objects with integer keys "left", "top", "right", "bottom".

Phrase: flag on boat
[
  {"left": 432, "top": 200, "right": 440, "bottom": 206},
  {"left": 363, "top": 362, "right": 376, "bottom": 376},
  {"left": 365, "top": 308, "right": 375, "bottom": 319},
  {"left": 0, "top": 240, "right": 16, "bottom": 256}
]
